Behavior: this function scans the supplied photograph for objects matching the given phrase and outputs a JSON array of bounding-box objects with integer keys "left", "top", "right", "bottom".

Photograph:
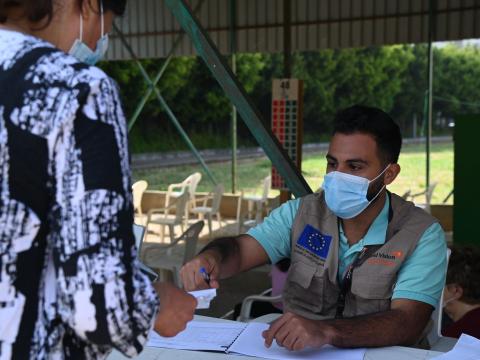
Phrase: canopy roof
[{"left": 108, "top": 0, "right": 480, "bottom": 60}]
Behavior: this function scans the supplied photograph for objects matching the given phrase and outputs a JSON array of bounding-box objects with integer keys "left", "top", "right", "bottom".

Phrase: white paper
[
  {"left": 188, "top": 289, "right": 217, "bottom": 309},
  {"left": 432, "top": 334, "right": 480, "bottom": 360},
  {"left": 228, "top": 322, "right": 366, "bottom": 360},
  {"left": 147, "top": 321, "right": 245, "bottom": 351},
  {"left": 147, "top": 320, "right": 365, "bottom": 360}
]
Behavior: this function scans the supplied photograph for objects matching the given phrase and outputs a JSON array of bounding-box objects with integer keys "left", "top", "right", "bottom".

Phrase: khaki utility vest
[{"left": 283, "top": 191, "right": 437, "bottom": 320}]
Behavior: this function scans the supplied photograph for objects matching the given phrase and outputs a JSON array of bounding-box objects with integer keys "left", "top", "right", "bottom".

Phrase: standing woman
[{"left": 0, "top": 1, "right": 196, "bottom": 359}]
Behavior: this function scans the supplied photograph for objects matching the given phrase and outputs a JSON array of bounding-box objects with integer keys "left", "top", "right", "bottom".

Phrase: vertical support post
[
  {"left": 165, "top": 0, "right": 312, "bottom": 197},
  {"left": 283, "top": 0, "right": 292, "bottom": 79},
  {"left": 413, "top": 113, "right": 417, "bottom": 138},
  {"left": 229, "top": 0, "right": 237, "bottom": 194},
  {"left": 280, "top": 0, "right": 293, "bottom": 204},
  {"left": 425, "top": 0, "right": 435, "bottom": 192}
]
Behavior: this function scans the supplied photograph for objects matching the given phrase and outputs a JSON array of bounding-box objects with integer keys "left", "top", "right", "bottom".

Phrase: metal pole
[
  {"left": 113, "top": 24, "right": 217, "bottom": 185},
  {"left": 164, "top": 0, "right": 312, "bottom": 197},
  {"left": 283, "top": 0, "right": 292, "bottom": 78},
  {"left": 425, "top": 0, "right": 435, "bottom": 192},
  {"left": 229, "top": 0, "right": 237, "bottom": 194},
  {"left": 127, "top": 0, "right": 206, "bottom": 131},
  {"left": 280, "top": 0, "right": 293, "bottom": 204}
]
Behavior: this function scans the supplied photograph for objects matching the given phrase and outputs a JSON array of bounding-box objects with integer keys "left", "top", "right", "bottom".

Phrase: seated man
[
  {"left": 181, "top": 105, "right": 447, "bottom": 351},
  {"left": 442, "top": 246, "right": 480, "bottom": 339}
]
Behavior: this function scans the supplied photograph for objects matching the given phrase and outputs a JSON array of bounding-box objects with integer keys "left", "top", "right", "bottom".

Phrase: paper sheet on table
[
  {"left": 228, "top": 322, "right": 366, "bottom": 360},
  {"left": 147, "top": 321, "right": 245, "bottom": 351},
  {"left": 432, "top": 334, "right": 480, "bottom": 359},
  {"left": 188, "top": 289, "right": 217, "bottom": 309}
]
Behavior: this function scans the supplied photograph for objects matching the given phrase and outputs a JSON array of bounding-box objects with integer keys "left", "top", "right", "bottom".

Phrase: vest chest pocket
[
  {"left": 284, "top": 261, "right": 325, "bottom": 313},
  {"left": 350, "top": 274, "right": 395, "bottom": 299},
  {"left": 347, "top": 274, "right": 395, "bottom": 316}
]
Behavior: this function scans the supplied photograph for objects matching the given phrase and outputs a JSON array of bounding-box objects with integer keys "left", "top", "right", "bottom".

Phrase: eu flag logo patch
[{"left": 297, "top": 225, "right": 332, "bottom": 260}]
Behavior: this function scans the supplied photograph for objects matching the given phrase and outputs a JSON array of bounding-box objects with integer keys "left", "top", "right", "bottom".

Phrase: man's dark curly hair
[
  {"left": 333, "top": 105, "right": 402, "bottom": 166},
  {"left": 446, "top": 245, "right": 480, "bottom": 304}
]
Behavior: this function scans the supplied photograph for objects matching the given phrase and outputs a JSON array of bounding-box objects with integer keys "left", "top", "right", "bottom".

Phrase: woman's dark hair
[
  {"left": 446, "top": 245, "right": 480, "bottom": 304},
  {"left": 0, "top": 0, "right": 126, "bottom": 24},
  {"left": 333, "top": 105, "right": 402, "bottom": 165}
]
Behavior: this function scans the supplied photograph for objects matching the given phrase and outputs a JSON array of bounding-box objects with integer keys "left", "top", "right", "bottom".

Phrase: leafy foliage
[{"left": 99, "top": 44, "right": 479, "bottom": 153}]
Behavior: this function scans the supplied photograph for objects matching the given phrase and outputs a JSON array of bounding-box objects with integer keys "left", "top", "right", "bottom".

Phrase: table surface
[{"left": 107, "top": 315, "right": 445, "bottom": 360}]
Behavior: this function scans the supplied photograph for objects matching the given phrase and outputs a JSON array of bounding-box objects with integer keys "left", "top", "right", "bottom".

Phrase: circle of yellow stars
[{"left": 307, "top": 232, "right": 327, "bottom": 252}]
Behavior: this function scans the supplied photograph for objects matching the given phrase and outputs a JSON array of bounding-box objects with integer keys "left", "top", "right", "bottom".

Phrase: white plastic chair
[
  {"left": 166, "top": 172, "right": 202, "bottom": 224},
  {"left": 142, "top": 221, "right": 204, "bottom": 287},
  {"left": 235, "top": 191, "right": 257, "bottom": 234},
  {"left": 237, "top": 288, "right": 282, "bottom": 322},
  {"left": 132, "top": 180, "right": 148, "bottom": 215},
  {"left": 146, "top": 190, "right": 189, "bottom": 243},
  {"left": 427, "top": 248, "right": 455, "bottom": 351},
  {"left": 237, "top": 263, "right": 286, "bottom": 322},
  {"left": 406, "top": 182, "right": 438, "bottom": 213},
  {"left": 133, "top": 223, "right": 146, "bottom": 255},
  {"left": 243, "top": 175, "right": 271, "bottom": 224},
  {"left": 190, "top": 184, "right": 224, "bottom": 238},
  {"left": 132, "top": 224, "right": 158, "bottom": 281}
]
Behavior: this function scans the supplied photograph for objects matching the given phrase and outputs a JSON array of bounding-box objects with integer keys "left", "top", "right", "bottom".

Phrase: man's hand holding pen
[
  {"left": 199, "top": 267, "right": 211, "bottom": 287},
  {"left": 180, "top": 250, "right": 221, "bottom": 291}
]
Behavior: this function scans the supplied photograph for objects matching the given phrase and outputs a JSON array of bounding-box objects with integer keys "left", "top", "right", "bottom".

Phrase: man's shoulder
[
  {"left": 390, "top": 193, "right": 440, "bottom": 229},
  {"left": 298, "top": 191, "right": 324, "bottom": 206},
  {"left": 272, "top": 197, "right": 302, "bottom": 219},
  {"left": 296, "top": 191, "right": 332, "bottom": 217}
]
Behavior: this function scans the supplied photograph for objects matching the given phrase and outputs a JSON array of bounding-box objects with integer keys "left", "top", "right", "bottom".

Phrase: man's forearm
[
  {"left": 323, "top": 308, "right": 429, "bottom": 348},
  {"left": 200, "top": 237, "right": 242, "bottom": 279}
]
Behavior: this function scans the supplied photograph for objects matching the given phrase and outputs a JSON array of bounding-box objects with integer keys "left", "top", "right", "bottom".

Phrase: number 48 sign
[{"left": 271, "top": 79, "right": 304, "bottom": 190}]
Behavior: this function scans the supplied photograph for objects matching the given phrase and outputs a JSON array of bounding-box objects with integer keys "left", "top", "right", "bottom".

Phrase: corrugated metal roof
[{"left": 108, "top": 0, "right": 480, "bottom": 60}]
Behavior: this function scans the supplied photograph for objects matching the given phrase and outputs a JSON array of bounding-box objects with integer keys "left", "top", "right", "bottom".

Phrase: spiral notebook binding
[{"left": 224, "top": 323, "right": 248, "bottom": 354}]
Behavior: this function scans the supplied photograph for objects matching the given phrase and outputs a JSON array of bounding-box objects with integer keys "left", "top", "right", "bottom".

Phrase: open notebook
[{"left": 147, "top": 321, "right": 365, "bottom": 360}]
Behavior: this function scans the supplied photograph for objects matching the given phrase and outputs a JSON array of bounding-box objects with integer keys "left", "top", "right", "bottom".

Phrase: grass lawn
[{"left": 133, "top": 142, "right": 454, "bottom": 205}]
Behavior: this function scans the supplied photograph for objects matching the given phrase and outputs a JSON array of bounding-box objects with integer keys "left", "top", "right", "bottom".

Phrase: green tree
[
  {"left": 100, "top": 43, "right": 478, "bottom": 153},
  {"left": 434, "top": 45, "right": 480, "bottom": 119}
]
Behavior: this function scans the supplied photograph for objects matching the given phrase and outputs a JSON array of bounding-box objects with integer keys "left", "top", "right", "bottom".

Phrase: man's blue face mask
[
  {"left": 69, "top": 1, "right": 109, "bottom": 65},
  {"left": 322, "top": 165, "right": 390, "bottom": 219}
]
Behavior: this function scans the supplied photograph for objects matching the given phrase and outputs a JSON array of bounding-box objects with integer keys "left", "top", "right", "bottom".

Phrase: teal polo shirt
[{"left": 247, "top": 195, "right": 447, "bottom": 308}]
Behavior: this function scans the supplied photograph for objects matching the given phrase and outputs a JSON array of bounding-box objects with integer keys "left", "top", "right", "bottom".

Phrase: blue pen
[{"left": 199, "top": 267, "right": 211, "bottom": 287}]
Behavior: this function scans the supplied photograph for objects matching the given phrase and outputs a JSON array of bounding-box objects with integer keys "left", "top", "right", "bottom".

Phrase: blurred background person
[{"left": 442, "top": 246, "right": 480, "bottom": 339}]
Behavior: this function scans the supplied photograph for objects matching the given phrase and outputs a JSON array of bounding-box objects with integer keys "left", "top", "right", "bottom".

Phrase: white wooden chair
[
  {"left": 146, "top": 190, "right": 189, "bottom": 243},
  {"left": 142, "top": 221, "right": 204, "bottom": 287},
  {"left": 190, "top": 184, "right": 224, "bottom": 238}
]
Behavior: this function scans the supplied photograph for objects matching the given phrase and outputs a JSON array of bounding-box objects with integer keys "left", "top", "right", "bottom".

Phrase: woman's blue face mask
[
  {"left": 322, "top": 165, "right": 390, "bottom": 219},
  {"left": 69, "top": 1, "right": 109, "bottom": 65}
]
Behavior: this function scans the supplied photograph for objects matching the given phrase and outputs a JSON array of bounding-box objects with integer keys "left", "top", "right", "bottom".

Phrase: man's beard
[{"left": 366, "top": 175, "right": 385, "bottom": 202}]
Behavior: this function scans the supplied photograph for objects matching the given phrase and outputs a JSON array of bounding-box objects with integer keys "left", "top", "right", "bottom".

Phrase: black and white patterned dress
[{"left": 0, "top": 29, "right": 158, "bottom": 359}]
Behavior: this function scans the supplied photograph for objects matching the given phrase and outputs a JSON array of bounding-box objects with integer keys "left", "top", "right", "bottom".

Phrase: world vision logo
[{"left": 367, "top": 250, "right": 403, "bottom": 267}]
